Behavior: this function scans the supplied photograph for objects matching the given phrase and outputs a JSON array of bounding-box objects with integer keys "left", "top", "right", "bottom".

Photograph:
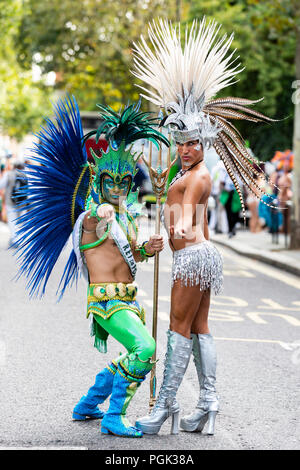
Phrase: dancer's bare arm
[{"left": 132, "top": 235, "right": 164, "bottom": 262}]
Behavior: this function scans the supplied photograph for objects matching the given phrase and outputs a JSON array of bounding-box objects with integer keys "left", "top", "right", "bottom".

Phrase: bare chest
[{"left": 166, "top": 178, "right": 185, "bottom": 206}]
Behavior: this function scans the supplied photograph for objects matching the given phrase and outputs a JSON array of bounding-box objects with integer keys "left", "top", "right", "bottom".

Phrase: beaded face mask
[
  {"left": 101, "top": 174, "right": 131, "bottom": 205},
  {"left": 90, "top": 142, "right": 138, "bottom": 202}
]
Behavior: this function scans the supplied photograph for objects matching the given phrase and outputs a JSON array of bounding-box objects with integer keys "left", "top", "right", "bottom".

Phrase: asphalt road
[{"left": 0, "top": 219, "right": 299, "bottom": 451}]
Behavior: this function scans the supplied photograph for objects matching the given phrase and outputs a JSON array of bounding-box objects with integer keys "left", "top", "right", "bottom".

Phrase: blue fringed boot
[
  {"left": 101, "top": 365, "right": 144, "bottom": 437},
  {"left": 72, "top": 362, "right": 117, "bottom": 420}
]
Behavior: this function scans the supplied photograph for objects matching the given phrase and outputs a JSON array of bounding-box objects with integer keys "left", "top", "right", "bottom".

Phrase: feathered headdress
[
  {"left": 84, "top": 101, "right": 169, "bottom": 149},
  {"left": 15, "top": 95, "right": 92, "bottom": 298},
  {"left": 85, "top": 101, "right": 170, "bottom": 201},
  {"left": 131, "top": 18, "right": 278, "bottom": 213}
]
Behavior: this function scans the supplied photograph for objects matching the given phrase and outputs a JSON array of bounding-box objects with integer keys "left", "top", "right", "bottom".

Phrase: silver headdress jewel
[{"left": 164, "top": 87, "right": 221, "bottom": 149}]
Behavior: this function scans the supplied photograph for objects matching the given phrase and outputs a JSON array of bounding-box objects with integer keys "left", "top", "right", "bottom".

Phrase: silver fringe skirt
[{"left": 171, "top": 241, "right": 223, "bottom": 295}]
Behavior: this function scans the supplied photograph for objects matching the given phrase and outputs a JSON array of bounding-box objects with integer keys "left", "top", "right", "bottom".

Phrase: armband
[
  {"left": 136, "top": 241, "right": 155, "bottom": 261},
  {"left": 80, "top": 222, "right": 112, "bottom": 251}
]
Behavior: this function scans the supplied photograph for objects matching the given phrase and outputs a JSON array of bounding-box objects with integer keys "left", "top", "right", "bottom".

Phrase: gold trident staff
[{"left": 142, "top": 134, "right": 177, "bottom": 410}]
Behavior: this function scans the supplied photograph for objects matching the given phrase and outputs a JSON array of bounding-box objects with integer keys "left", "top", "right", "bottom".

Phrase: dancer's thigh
[
  {"left": 191, "top": 288, "right": 211, "bottom": 334},
  {"left": 94, "top": 309, "right": 155, "bottom": 361},
  {"left": 170, "top": 280, "right": 204, "bottom": 337}
]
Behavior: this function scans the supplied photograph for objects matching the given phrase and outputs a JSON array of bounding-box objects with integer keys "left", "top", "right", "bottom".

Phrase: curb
[{"left": 211, "top": 237, "right": 300, "bottom": 278}]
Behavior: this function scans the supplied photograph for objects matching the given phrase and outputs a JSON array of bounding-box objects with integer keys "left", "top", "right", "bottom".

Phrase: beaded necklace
[{"left": 169, "top": 159, "right": 203, "bottom": 187}]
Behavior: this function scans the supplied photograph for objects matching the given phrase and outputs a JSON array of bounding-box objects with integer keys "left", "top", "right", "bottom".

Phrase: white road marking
[
  {"left": 223, "top": 269, "right": 255, "bottom": 278},
  {"left": 211, "top": 296, "right": 248, "bottom": 308},
  {"left": 246, "top": 311, "right": 300, "bottom": 326},
  {"left": 158, "top": 311, "right": 170, "bottom": 322},
  {"left": 158, "top": 295, "right": 170, "bottom": 302},
  {"left": 258, "top": 298, "right": 300, "bottom": 312},
  {"left": 143, "top": 299, "right": 169, "bottom": 322},
  {"left": 210, "top": 311, "right": 244, "bottom": 322},
  {"left": 214, "top": 337, "right": 284, "bottom": 344}
]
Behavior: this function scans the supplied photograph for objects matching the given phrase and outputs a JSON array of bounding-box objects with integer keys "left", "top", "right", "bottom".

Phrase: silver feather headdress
[{"left": 131, "top": 17, "right": 278, "bottom": 214}]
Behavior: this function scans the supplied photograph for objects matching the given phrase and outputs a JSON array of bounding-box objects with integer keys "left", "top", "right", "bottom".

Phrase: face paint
[
  {"left": 176, "top": 140, "right": 203, "bottom": 167},
  {"left": 101, "top": 175, "right": 131, "bottom": 205}
]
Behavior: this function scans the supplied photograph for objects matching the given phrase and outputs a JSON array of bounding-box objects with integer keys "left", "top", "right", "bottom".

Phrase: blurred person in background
[
  {"left": 278, "top": 160, "right": 293, "bottom": 235},
  {"left": 209, "top": 159, "right": 228, "bottom": 234},
  {"left": 0, "top": 159, "right": 27, "bottom": 246},
  {"left": 246, "top": 178, "right": 261, "bottom": 233},
  {"left": 0, "top": 161, "right": 5, "bottom": 221},
  {"left": 258, "top": 162, "right": 283, "bottom": 239},
  {"left": 219, "top": 169, "right": 242, "bottom": 238},
  {"left": 269, "top": 162, "right": 281, "bottom": 198},
  {"left": 245, "top": 164, "right": 265, "bottom": 233}
]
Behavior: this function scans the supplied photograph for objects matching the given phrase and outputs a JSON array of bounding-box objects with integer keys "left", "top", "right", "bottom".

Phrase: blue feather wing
[{"left": 15, "top": 95, "right": 91, "bottom": 299}]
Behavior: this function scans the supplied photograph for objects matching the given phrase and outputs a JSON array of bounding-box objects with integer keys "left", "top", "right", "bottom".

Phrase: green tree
[
  {"left": 16, "top": 0, "right": 175, "bottom": 111},
  {"left": 0, "top": 0, "right": 52, "bottom": 141},
  {"left": 240, "top": 0, "right": 300, "bottom": 246}
]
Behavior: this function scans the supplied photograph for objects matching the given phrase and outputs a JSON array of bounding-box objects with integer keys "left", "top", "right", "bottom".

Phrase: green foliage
[
  {"left": 0, "top": 0, "right": 297, "bottom": 152},
  {"left": 16, "top": 0, "right": 174, "bottom": 111},
  {"left": 0, "top": 0, "right": 52, "bottom": 141},
  {"left": 0, "top": 71, "right": 52, "bottom": 141}
]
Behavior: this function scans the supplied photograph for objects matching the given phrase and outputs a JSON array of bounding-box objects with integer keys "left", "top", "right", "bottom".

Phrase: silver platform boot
[
  {"left": 180, "top": 333, "right": 219, "bottom": 435},
  {"left": 135, "top": 330, "right": 192, "bottom": 435}
]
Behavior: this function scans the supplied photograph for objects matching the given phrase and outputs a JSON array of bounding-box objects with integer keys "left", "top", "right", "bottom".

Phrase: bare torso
[
  {"left": 164, "top": 163, "right": 212, "bottom": 251},
  {"left": 81, "top": 217, "right": 136, "bottom": 283},
  {"left": 82, "top": 236, "right": 134, "bottom": 283}
]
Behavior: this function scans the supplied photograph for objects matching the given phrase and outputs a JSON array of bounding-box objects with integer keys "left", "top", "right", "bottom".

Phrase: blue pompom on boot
[
  {"left": 101, "top": 366, "right": 144, "bottom": 437},
  {"left": 73, "top": 363, "right": 117, "bottom": 420}
]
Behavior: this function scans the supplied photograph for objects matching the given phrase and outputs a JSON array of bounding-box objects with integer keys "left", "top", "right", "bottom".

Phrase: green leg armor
[{"left": 93, "top": 308, "right": 156, "bottom": 437}]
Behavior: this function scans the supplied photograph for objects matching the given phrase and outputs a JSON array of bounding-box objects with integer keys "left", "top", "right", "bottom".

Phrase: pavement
[{"left": 210, "top": 228, "right": 300, "bottom": 278}]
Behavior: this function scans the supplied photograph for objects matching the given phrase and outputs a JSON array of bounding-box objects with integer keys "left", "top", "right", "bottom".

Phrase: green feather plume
[{"left": 83, "top": 101, "right": 169, "bottom": 149}]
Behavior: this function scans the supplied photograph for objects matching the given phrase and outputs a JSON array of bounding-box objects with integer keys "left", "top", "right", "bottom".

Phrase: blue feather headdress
[{"left": 15, "top": 95, "right": 91, "bottom": 299}]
